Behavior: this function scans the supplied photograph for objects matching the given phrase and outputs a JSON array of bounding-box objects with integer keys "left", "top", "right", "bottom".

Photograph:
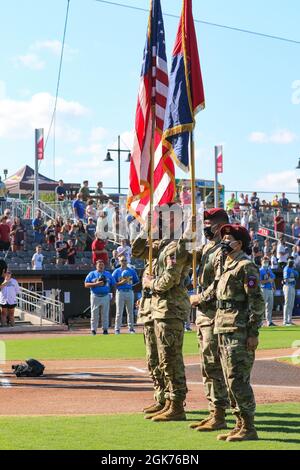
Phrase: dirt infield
[{"left": 0, "top": 349, "right": 299, "bottom": 416}]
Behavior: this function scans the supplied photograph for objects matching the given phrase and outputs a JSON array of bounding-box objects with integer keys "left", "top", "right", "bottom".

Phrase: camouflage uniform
[
  {"left": 214, "top": 251, "right": 264, "bottom": 419},
  {"left": 148, "top": 240, "right": 191, "bottom": 403},
  {"left": 194, "top": 240, "right": 229, "bottom": 413},
  {"left": 131, "top": 236, "right": 167, "bottom": 405}
]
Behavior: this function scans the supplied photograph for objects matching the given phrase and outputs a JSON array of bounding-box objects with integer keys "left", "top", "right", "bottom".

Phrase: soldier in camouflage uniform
[
  {"left": 213, "top": 224, "right": 264, "bottom": 442},
  {"left": 189, "top": 209, "right": 229, "bottom": 432},
  {"left": 131, "top": 232, "right": 167, "bottom": 417},
  {"left": 142, "top": 204, "right": 191, "bottom": 422}
]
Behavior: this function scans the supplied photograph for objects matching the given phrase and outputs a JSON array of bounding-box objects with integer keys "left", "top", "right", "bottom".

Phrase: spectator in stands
[
  {"left": 261, "top": 200, "right": 269, "bottom": 213},
  {"left": 55, "top": 216, "right": 64, "bottom": 238},
  {"left": 274, "top": 210, "right": 285, "bottom": 238},
  {"left": 32, "top": 210, "right": 46, "bottom": 245},
  {"left": 259, "top": 257, "right": 276, "bottom": 327},
  {"left": 249, "top": 228, "right": 257, "bottom": 242},
  {"left": 270, "top": 248, "right": 279, "bottom": 270},
  {"left": 85, "top": 259, "right": 116, "bottom": 336},
  {"left": 96, "top": 210, "right": 109, "bottom": 239},
  {"left": 55, "top": 179, "right": 67, "bottom": 202},
  {"left": 0, "top": 176, "right": 7, "bottom": 202},
  {"left": 31, "top": 245, "right": 44, "bottom": 270},
  {"left": 85, "top": 199, "right": 97, "bottom": 222},
  {"left": 180, "top": 186, "right": 191, "bottom": 207},
  {"left": 3, "top": 209, "right": 12, "bottom": 228},
  {"left": 226, "top": 193, "right": 238, "bottom": 211},
  {"left": 0, "top": 216, "right": 11, "bottom": 252},
  {"left": 227, "top": 209, "right": 238, "bottom": 224},
  {"left": 10, "top": 217, "right": 26, "bottom": 252},
  {"left": 126, "top": 213, "right": 138, "bottom": 241},
  {"left": 279, "top": 192, "right": 289, "bottom": 213},
  {"left": 283, "top": 256, "right": 299, "bottom": 326},
  {"left": 73, "top": 193, "right": 85, "bottom": 221},
  {"left": 0, "top": 271, "right": 20, "bottom": 327},
  {"left": 94, "top": 181, "right": 103, "bottom": 197},
  {"left": 292, "top": 217, "right": 300, "bottom": 239},
  {"left": 271, "top": 195, "right": 280, "bottom": 208},
  {"left": 110, "top": 249, "right": 121, "bottom": 270},
  {"left": 61, "top": 220, "right": 72, "bottom": 241},
  {"left": 86, "top": 217, "right": 97, "bottom": 251},
  {"left": 76, "top": 220, "right": 87, "bottom": 252},
  {"left": 44, "top": 220, "right": 56, "bottom": 251},
  {"left": 55, "top": 232, "right": 68, "bottom": 265},
  {"left": 92, "top": 235, "right": 109, "bottom": 266},
  {"left": 67, "top": 239, "right": 77, "bottom": 265},
  {"left": 104, "top": 199, "right": 115, "bottom": 232},
  {"left": 80, "top": 180, "right": 90, "bottom": 202},
  {"left": 238, "top": 193, "right": 246, "bottom": 208},
  {"left": 249, "top": 209, "right": 259, "bottom": 232},
  {"left": 250, "top": 192, "right": 260, "bottom": 213},
  {"left": 112, "top": 206, "right": 125, "bottom": 243},
  {"left": 263, "top": 239, "right": 272, "bottom": 258},
  {"left": 117, "top": 239, "right": 132, "bottom": 264},
  {"left": 204, "top": 191, "right": 214, "bottom": 208},
  {"left": 252, "top": 239, "right": 263, "bottom": 266},
  {"left": 68, "top": 223, "right": 78, "bottom": 243},
  {"left": 292, "top": 245, "right": 300, "bottom": 269},
  {"left": 277, "top": 236, "right": 290, "bottom": 270},
  {"left": 241, "top": 211, "right": 249, "bottom": 230},
  {"left": 112, "top": 257, "right": 139, "bottom": 334}
]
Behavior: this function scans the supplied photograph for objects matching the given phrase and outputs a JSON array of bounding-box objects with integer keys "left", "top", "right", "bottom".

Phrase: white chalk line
[{"left": 0, "top": 369, "right": 12, "bottom": 388}]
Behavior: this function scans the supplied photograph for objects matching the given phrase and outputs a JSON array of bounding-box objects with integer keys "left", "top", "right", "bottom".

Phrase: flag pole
[
  {"left": 148, "top": 107, "right": 155, "bottom": 276},
  {"left": 190, "top": 130, "right": 197, "bottom": 290}
]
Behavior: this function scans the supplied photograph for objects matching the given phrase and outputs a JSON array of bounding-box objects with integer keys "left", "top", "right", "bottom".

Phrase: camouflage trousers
[
  {"left": 143, "top": 321, "right": 165, "bottom": 404},
  {"left": 197, "top": 324, "right": 229, "bottom": 412},
  {"left": 154, "top": 318, "right": 188, "bottom": 402},
  {"left": 218, "top": 331, "right": 256, "bottom": 417}
]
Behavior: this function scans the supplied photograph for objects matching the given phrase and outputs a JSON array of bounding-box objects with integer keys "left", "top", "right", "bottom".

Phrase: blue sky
[{"left": 0, "top": 0, "right": 300, "bottom": 196}]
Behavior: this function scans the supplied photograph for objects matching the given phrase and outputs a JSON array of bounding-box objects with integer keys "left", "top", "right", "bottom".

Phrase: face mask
[
  {"left": 220, "top": 241, "right": 235, "bottom": 254},
  {"left": 204, "top": 226, "right": 214, "bottom": 241}
]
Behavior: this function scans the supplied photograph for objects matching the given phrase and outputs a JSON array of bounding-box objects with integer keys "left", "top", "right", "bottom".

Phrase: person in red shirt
[
  {"left": 274, "top": 210, "right": 285, "bottom": 238},
  {"left": 0, "top": 216, "right": 11, "bottom": 251},
  {"left": 91, "top": 236, "right": 109, "bottom": 266}
]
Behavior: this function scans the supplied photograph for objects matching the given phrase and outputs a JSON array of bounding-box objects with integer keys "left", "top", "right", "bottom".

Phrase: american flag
[{"left": 127, "top": 0, "right": 175, "bottom": 223}]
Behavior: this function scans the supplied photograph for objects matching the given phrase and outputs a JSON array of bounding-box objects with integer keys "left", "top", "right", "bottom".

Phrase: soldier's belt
[{"left": 216, "top": 300, "right": 247, "bottom": 310}]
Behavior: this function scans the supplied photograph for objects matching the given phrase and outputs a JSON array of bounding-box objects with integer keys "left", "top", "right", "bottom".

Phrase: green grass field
[
  {"left": 278, "top": 356, "right": 300, "bottom": 367},
  {"left": 2, "top": 327, "right": 300, "bottom": 361},
  {"left": 0, "top": 403, "right": 299, "bottom": 450}
]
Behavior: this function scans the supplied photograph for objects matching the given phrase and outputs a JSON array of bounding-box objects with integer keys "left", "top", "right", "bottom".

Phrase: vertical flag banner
[
  {"left": 216, "top": 145, "right": 223, "bottom": 174},
  {"left": 127, "top": 0, "right": 175, "bottom": 223},
  {"left": 163, "top": 0, "right": 205, "bottom": 172},
  {"left": 35, "top": 128, "right": 44, "bottom": 161}
]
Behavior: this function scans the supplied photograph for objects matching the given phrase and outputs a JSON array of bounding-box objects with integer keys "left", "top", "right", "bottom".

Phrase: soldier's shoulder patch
[{"left": 247, "top": 276, "right": 258, "bottom": 289}]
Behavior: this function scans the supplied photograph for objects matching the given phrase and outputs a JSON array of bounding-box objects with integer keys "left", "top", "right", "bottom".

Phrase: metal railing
[{"left": 16, "top": 287, "right": 64, "bottom": 326}]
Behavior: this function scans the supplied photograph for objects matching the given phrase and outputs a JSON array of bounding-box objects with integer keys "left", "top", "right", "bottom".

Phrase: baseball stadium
[{"left": 1, "top": 0, "right": 300, "bottom": 454}]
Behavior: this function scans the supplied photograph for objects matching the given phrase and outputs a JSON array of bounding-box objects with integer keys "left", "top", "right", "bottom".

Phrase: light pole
[
  {"left": 104, "top": 135, "right": 131, "bottom": 194},
  {"left": 296, "top": 158, "right": 300, "bottom": 202},
  {"left": 3, "top": 169, "right": 8, "bottom": 180}
]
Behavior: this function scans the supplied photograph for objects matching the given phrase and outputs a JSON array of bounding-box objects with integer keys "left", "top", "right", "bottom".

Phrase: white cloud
[
  {"left": 90, "top": 127, "right": 109, "bottom": 142},
  {"left": 0, "top": 92, "right": 89, "bottom": 139},
  {"left": 249, "top": 129, "right": 297, "bottom": 144},
  {"left": 32, "top": 40, "right": 77, "bottom": 58},
  {"left": 256, "top": 170, "right": 298, "bottom": 192},
  {"left": 13, "top": 53, "right": 45, "bottom": 70}
]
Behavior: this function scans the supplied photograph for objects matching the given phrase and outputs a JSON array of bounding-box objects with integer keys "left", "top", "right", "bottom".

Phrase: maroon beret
[
  {"left": 204, "top": 208, "right": 228, "bottom": 222},
  {"left": 220, "top": 224, "right": 251, "bottom": 246}
]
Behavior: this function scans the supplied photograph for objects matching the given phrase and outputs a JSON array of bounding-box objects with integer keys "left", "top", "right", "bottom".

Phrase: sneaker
[
  {"left": 268, "top": 323, "right": 276, "bottom": 327},
  {"left": 103, "top": 329, "right": 109, "bottom": 335},
  {"left": 91, "top": 330, "right": 97, "bottom": 336},
  {"left": 115, "top": 329, "right": 121, "bottom": 335},
  {"left": 129, "top": 328, "right": 135, "bottom": 334}
]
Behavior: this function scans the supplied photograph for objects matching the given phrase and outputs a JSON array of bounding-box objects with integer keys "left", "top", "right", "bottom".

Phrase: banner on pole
[
  {"left": 35, "top": 128, "right": 44, "bottom": 161},
  {"left": 216, "top": 146, "right": 223, "bottom": 174}
]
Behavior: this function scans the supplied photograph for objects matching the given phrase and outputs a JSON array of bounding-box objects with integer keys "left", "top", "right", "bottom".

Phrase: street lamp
[
  {"left": 104, "top": 135, "right": 131, "bottom": 194},
  {"left": 296, "top": 158, "right": 300, "bottom": 202},
  {"left": 3, "top": 169, "right": 8, "bottom": 180}
]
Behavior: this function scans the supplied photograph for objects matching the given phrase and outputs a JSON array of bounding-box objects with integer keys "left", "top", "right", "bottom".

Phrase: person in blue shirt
[
  {"left": 282, "top": 257, "right": 299, "bottom": 326},
  {"left": 72, "top": 193, "right": 85, "bottom": 221},
  {"left": 112, "top": 257, "right": 139, "bottom": 334},
  {"left": 85, "top": 259, "right": 115, "bottom": 335},
  {"left": 259, "top": 257, "right": 276, "bottom": 327}
]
